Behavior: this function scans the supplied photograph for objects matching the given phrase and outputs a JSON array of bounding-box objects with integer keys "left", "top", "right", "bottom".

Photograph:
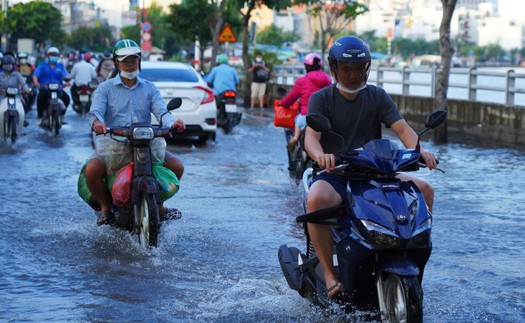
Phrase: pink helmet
[{"left": 304, "top": 53, "right": 322, "bottom": 66}]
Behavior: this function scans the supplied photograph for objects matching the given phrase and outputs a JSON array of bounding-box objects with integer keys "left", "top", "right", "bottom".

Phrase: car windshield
[{"left": 141, "top": 67, "right": 199, "bottom": 83}]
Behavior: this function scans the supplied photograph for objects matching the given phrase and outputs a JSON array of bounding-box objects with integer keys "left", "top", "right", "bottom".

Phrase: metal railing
[{"left": 271, "top": 64, "right": 525, "bottom": 107}]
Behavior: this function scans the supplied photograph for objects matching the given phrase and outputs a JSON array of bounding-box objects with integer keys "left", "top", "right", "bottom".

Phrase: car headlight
[
  {"left": 133, "top": 127, "right": 154, "bottom": 140},
  {"left": 361, "top": 220, "right": 403, "bottom": 248}
]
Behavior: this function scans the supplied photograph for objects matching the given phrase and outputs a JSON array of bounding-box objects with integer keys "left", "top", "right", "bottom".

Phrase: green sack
[
  {"left": 78, "top": 160, "right": 116, "bottom": 210},
  {"left": 152, "top": 162, "right": 180, "bottom": 202}
]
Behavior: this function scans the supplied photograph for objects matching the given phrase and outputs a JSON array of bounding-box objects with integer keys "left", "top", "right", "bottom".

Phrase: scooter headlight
[
  {"left": 132, "top": 127, "right": 154, "bottom": 140},
  {"left": 361, "top": 220, "right": 403, "bottom": 248}
]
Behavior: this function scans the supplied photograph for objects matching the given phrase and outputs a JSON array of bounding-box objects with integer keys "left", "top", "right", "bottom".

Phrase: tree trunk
[
  {"left": 434, "top": 0, "right": 457, "bottom": 143},
  {"left": 241, "top": 11, "right": 253, "bottom": 107}
]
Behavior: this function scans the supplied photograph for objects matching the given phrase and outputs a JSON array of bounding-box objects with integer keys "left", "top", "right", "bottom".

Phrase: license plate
[
  {"left": 225, "top": 104, "right": 237, "bottom": 113},
  {"left": 79, "top": 94, "right": 89, "bottom": 102}
]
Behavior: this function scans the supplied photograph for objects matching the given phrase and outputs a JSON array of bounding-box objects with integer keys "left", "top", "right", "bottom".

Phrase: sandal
[
  {"left": 96, "top": 210, "right": 112, "bottom": 226},
  {"left": 326, "top": 281, "right": 342, "bottom": 299},
  {"left": 160, "top": 208, "right": 182, "bottom": 221}
]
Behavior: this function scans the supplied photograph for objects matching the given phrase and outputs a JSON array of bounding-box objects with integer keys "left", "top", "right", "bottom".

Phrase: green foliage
[
  {"left": 65, "top": 25, "right": 115, "bottom": 52},
  {"left": 256, "top": 25, "right": 299, "bottom": 47},
  {"left": 5, "top": 1, "right": 65, "bottom": 45},
  {"left": 120, "top": 25, "right": 141, "bottom": 44},
  {"left": 166, "top": 0, "right": 214, "bottom": 47}
]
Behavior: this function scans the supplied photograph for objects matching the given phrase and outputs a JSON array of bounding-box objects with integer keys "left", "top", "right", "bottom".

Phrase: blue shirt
[
  {"left": 33, "top": 61, "right": 68, "bottom": 86},
  {"left": 204, "top": 64, "right": 239, "bottom": 95},
  {"left": 88, "top": 75, "right": 175, "bottom": 129}
]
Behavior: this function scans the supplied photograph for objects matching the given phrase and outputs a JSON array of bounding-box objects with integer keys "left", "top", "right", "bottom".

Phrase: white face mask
[
  {"left": 120, "top": 70, "right": 140, "bottom": 80},
  {"left": 336, "top": 82, "right": 367, "bottom": 94},
  {"left": 255, "top": 57, "right": 262, "bottom": 63}
]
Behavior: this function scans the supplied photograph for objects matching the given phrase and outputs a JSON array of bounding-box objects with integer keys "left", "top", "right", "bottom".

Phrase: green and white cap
[{"left": 113, "top": 39, "right": 141, "bottom": 61}]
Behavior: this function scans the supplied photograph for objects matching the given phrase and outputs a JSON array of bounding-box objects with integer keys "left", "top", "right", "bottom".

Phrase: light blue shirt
[
  {"left": 88, "top": 75, "right": 175, "bottom": 129},
  {"left": 204, "top": 64, "right": 239, "bottom": 95}
]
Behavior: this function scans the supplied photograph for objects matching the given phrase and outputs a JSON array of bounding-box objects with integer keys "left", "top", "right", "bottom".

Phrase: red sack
[
  {"left": 111, "top": 162, "right": 133, "bottom": 207},
  {"left": 273, "top": 100, "right": 299, "bottom": 129}
]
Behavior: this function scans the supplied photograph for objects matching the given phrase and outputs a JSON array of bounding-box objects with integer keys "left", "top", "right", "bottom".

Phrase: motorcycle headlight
[
  {"left": 48, "top": 83, "right": 59, "bottom": 90},
  {"left": 361, "top": 220, "right": 403, "bottom": 248},
  {"left": 6, "top": 88, "right": 18, "bottom": 95},
  {"left": 132, "top": 127, "right": 154, "bottom": 140}
]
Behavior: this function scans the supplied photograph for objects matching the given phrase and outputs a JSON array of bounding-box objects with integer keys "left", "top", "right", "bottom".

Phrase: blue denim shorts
[
  {"left": 311, "top": 172, "right": 348, "bottom": 203},
  {"left": 294, "top": 114, "right": 307, "bottom": 130}
]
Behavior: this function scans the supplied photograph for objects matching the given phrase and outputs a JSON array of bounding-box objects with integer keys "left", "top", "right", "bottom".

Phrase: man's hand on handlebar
[
  {"left": 171, "top": 119, "right": 185, "bottom": 133},
  {"left": 92, "top": 119, "right": 107, "bottom": 135},
  {"left": 315, "top": 153, "right": 336, "bottom": 172}
]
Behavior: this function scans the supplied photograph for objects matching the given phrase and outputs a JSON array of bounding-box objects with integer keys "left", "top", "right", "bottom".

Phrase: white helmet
[{"left": 47, "top": 47, "right": 60, "bottom": 55}]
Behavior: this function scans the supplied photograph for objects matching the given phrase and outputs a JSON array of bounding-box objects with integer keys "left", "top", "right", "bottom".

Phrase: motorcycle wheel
[
  {"left": 380, "top": 274, "right": 423, "bottom": 323},
  {"left": 137, "top": 193, "right": 160, "bottom": 248},
  {"left": 52, "top": 110, "right": 60, "bottom": 135},
  {"left": 222, "top": 115, "right": 232, "bottom": 134},
  {"left": 8, "top": 117, "right": 17, "bottom": 144}
]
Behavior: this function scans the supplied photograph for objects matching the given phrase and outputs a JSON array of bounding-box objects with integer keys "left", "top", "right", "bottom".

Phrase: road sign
[
  {"left": 142, "top": 40, "right": 152, "bottom": 52},
  {"left": 218, "top": 23, "right": 237, "bottom": 43},
  {"left": 142, "top": 20, "right": 152, "bottom": 32},
  {"left": 142, "top": 31, "right": 151, "bottom": 41}
]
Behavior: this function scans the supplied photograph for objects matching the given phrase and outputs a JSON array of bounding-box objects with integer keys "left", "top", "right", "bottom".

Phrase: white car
[{"left": 140, "top": 61, "right": 216, "bottom": 143}]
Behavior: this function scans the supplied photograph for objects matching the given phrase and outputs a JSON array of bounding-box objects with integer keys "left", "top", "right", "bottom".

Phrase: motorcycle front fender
[
  {"left": 376, "top": 258, "right": 420, "bottom": 277},
  {"left": 131, "top": 176, "right": 160, "bottom": 205}
]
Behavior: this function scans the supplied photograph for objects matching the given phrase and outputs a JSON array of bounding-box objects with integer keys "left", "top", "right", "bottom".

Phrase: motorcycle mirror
[
  {"left": 425, "top": 109, "right": 447, "bottom": 129},
  {"left": 307, "top": 114, "right": 345, "bottom": 154},
  {"left": 416, "top": 109, "right": 448, "bottom": 152},
  {"left": 167, "top": 98, "right": 182, "bottom": 111},
  {"left": 277, "top": 87, "right": 287, "bottom": 97},
  {"left": 306, "top": 114, "right": 331, "bottom": 132}
]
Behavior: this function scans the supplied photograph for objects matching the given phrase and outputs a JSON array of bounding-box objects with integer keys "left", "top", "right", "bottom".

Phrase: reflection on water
[{"left": 0, "top": 108, "right": 524, "bottom": 321}]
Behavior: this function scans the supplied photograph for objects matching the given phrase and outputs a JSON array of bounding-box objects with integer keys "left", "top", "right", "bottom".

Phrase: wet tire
[
  {"left": 9, "top": 117, "right": 17, "bottom": 144},
  {"left": 52, "top": 110, "right": 60, "bottom": 135},
  {"left": 137, "top": 193, "right": 160, "bottom": 248},
  {"left": 381, "top": 274, "right": 423, "bottom": 323}
]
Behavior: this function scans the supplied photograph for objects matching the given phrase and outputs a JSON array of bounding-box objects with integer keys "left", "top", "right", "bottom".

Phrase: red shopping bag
[
  {"left": 111, "top": 162, "right": 133, "bottom": 207},
  {"left": 273, "top": 100, "right": 299, "bottom": 129}
]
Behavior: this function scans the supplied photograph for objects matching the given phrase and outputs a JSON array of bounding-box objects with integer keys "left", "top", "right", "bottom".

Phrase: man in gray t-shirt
[{"left": 304, "top": 36, "right": 438, "bottom": 299}]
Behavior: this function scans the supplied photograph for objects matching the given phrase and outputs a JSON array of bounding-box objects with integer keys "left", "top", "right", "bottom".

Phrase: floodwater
[{"left": 0, "top": 106, "right": 524, "bottom": 322}]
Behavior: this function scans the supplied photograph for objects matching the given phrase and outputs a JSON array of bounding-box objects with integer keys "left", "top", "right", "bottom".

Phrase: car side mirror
[{"left": 167, "top": 97, "right": 182, "bottom": 111}]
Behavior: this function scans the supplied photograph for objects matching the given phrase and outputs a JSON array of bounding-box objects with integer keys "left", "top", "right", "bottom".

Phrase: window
[{"left": 140, "top": 67, "right": 199, "bottom": 82}]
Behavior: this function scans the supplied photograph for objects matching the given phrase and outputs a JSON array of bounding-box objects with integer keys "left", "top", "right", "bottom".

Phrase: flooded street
[{"left": 0, "top": 106, "right": 524, "bottom": 322}]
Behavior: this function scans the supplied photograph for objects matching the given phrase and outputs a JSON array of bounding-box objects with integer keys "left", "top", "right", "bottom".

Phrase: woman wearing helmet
[
  {"left": 0, "top": 55, "right": 30, "bottom": 111},
  {"left": 85, "top": 39, "right": 186, "bottom": 225},
  {"left": 303, "top": 36, "right": 438, "bottom": 299},
  {"left": 279, "top": 53, "right": 332, "bottom": 150}
]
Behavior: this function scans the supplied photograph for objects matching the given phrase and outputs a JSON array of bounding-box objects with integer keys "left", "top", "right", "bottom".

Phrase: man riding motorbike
[
  {"left": 204, "top": 54, "right": 239, "bottom": 97},
  {"left": 85, "top": 39, "right": 186, "bottom": 225},
  {"left": 304, "top": 35, "right": 438, "bottom": 299},
  {"left": 32, "top": 47, "right": 70, "bottom": 124},
  {"left": 96, "top": 50, "right": 115, "bottom": 82},
  {"left": 70, "top": 53, "right": 97, "bottom": 110}
]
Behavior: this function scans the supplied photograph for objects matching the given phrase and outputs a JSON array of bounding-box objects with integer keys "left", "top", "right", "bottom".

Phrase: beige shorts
[{"left": 251, "top": 82, "right": 267, "bottom": 99}]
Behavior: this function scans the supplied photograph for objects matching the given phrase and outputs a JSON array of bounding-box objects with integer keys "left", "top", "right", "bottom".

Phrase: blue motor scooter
[{"left": 278, "top": 110, "right": 446, "bottom": 321}]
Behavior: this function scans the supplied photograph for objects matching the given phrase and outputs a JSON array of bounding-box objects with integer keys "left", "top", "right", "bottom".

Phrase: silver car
[{"left": 140, "top": 61, "right": 217, "bottom": 144}]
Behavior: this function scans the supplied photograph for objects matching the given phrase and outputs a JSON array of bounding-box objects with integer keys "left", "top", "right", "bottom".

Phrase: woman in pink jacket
[{"left": 280, "top": 53, "right": 332, "bottom": 148}]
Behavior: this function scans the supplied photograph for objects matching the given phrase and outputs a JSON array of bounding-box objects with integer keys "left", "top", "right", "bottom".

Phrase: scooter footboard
[{"left": 278, "top": 245, "right": 304, "bottom": 291}]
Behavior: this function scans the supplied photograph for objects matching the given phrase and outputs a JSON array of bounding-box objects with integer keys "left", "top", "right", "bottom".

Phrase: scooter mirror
[
  {"left": 306, "top": 114, "right": 332, "bottom": 132},
  {"left": 307, "top": 114, "right": 345, "bottom": 154},
  {"left": 167, "top": 97, "right": 182, "bottom": 111},
  {"left": 277, "top": 87, "right": 287, "bottom": 97},
  {"left": 425, "top": 109, "right": 447, "bottom": 129}
]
